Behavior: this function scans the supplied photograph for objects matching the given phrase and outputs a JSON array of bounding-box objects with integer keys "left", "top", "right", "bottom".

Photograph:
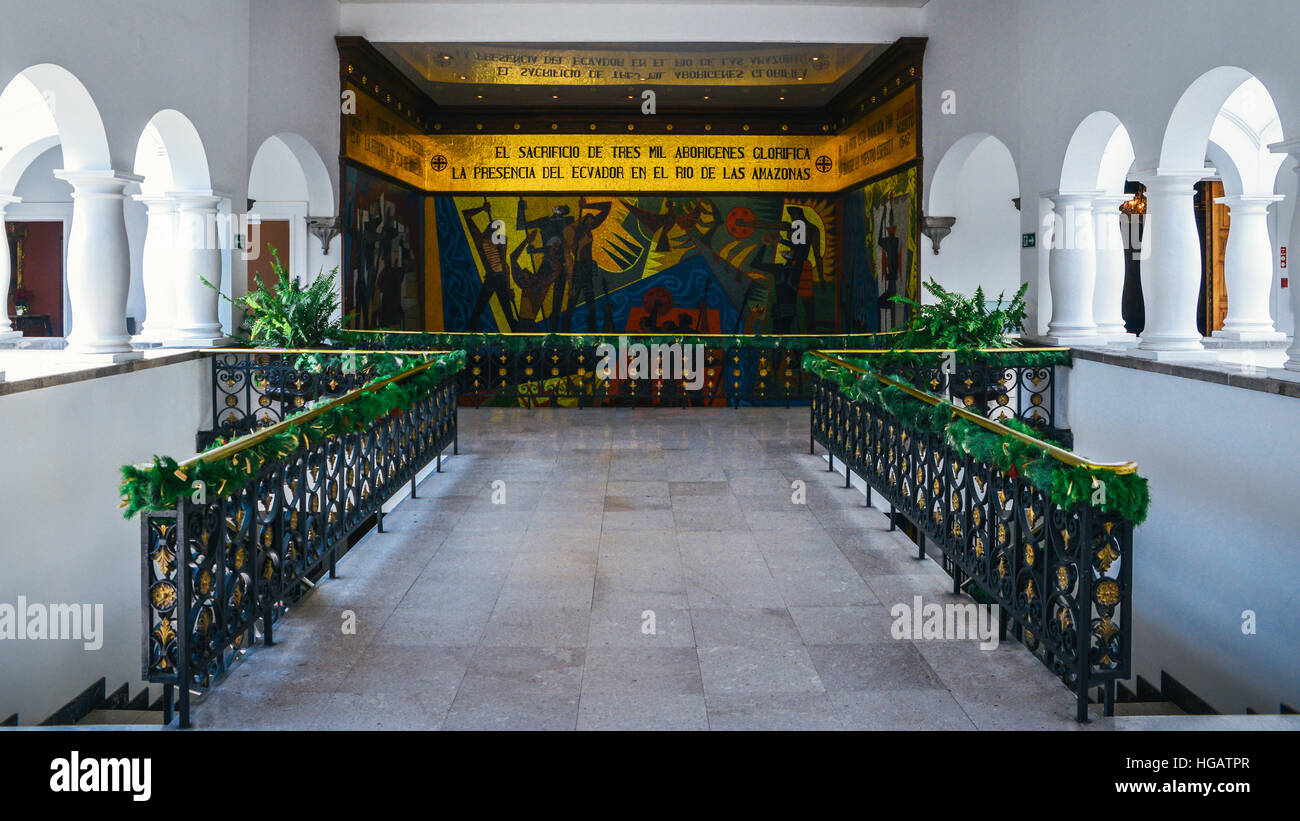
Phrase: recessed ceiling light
[
  {"left": 476, "top": 94, "right": 483, "bottom": 99},
  {"left": 702, "top": 95, "right": 709, "bottom": 100},
  {"left": 441, "top": 55, "right": 451, "bottom": 61}
]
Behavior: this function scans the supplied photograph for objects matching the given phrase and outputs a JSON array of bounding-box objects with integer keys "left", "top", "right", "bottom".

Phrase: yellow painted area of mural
[
  {"left": 423, "top": 200, "right": 443, "bottom": 331},
  {"left": 384, "top": 43, "right": 876, "bottom": 87},
  {"left": 345, "top": 82, "right": 916, "bottom": 194},
  {"left": 835, "top": 85, "right": 917, "bottom": 190},
  {"left": 344, "top": 82, "right": 427, "bottom": 189}
]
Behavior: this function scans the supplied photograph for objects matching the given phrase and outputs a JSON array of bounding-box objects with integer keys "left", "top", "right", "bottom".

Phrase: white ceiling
[{"left": 339, "top": 1, "right": 930, "bottom": 5}]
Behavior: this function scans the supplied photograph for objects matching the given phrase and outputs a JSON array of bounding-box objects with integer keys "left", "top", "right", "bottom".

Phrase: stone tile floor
[{"left": 188, "top": 407, "right": 1099, "bottom": 731}]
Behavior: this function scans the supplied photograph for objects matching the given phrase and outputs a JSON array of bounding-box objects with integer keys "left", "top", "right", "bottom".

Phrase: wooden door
[{"left": 248, "top": 219, "right": 291, "bottom": 293}]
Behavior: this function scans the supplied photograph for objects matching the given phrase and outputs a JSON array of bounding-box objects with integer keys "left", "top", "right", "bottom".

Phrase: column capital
[
  {"left": 1130, "top": 166, "right": 1211, "bottom": 188},
  {"left": 1267, "top": 138, "right": 1300, "bottom": 160},
  {"left": 1090, "top": 193, "right": 1130, "bottom": 213},
  {"left": 52, "top": 169, "right": 144, "bottom": 191},
  {"left": 168, "top": 191, "right": 222, "bottom": 211},
  {"left": 132, "top": 192, "right": 179, "bottom": 209},
  {"left": 1213, "top": 193, "right": 1284, "bottom": 212},
  {"left": 1040, "top": 188, "right": 1105, "bottom": 206}
]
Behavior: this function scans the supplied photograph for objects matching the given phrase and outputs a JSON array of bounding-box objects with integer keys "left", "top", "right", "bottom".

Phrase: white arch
[
  {"left": 1061, "top": 111, "right": 1136, "bottom": 195},
  {"left": 0, "top": 64, "right": 111, "bottom": 195},
  {"left": 926, "top": 133, "right": 1021, "bottom": 304},
  {"left": 133, "top": 109, "right": 212, "bottom": 194},
  {"left": 1161, "top": 66, "right": 1285, "bottom": 179},
  {"left": 249, "top": 133, "right": 334, "bottom": 215}
]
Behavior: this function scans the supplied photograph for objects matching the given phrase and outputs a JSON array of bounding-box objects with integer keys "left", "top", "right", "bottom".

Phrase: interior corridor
[{"left": 189, "top": 407, "right": 1093, "bottom": 730}]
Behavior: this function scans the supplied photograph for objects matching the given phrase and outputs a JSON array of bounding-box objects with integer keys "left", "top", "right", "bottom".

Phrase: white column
[
  {"left": 0, "top": 195, "right": 22, "bottom": 341},
  {"left": 1043, "top": 190, "right": 1103, "bottom": 344},
  {"left": 1213, "top": 194, "right": 1286, "bottom": 341},
  {"left": 1267, "top": 140, "right": 1300, "bottom": 376},
  {"left": 1092, "top": 194, "right": 1135, "bottom": 342},
  {"left": 133, "top": 195, "right": 178, "bottom": 344},
  {"left": 166, "top": 193, "right": 227, "bottom": 347},
  {"left": 1132, "top": 168, "right": 1207, "bottom": 358},
  {"left": 52, "top": 169, "right": 143, "bottom": 360}
]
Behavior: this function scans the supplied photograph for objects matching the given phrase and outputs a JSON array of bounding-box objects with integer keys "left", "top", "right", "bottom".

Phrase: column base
[
  {"left": 1127, "top": 347, "right": 1211, "bottom": 362},
  {"left": 1267, "top": 365, "right": 1300, "bottom": 382},
  {"left": 131, "top": 335, "right": 166, "bottom": 349},
  {"left": 1042, "top": 333, "right": 1103, "bottom": 347},
  {"left": 161, "top": 335, "right": 231, "bottom": 349},
  {"left": 62, "top": 350, "right": 145, "bottom": 364},
  {"left": 1100, "top": 332, "right": 1138, "bottom": 345},
  {"left": 1210, "top": 329, "right": 1288, "bottom": 344}
]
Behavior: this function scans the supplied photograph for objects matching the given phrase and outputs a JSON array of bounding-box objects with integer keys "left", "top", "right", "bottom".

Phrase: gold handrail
[
  {"left": 832, "top": 346, "right": 1070, "bottom": 354},
  {"left": 809, "top": 351, "right": 1137, "bottom": 474},
  {"left": 207, "top": 347, "right": 454, "bottom": 356},
  {"left": 159, "top": 352, "right": 455, "bottom": 470},
  {"left": 343, "top": 329, "right": 905, "bottom": 338}
]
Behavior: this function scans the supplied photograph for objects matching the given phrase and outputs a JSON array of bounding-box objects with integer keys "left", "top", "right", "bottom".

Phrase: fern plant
[
  {"left": 890, "top": 278, "right": 1029, "bottom": 349},
  {"left": 204, "top": 246, "right": 349, "bottom": 348}
]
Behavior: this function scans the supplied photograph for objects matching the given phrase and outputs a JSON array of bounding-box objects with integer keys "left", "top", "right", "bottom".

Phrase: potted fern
[
  {"left": 890, "top": 277, "right": 1028, "bottom": 350},
  {"left": 204, "top": 245, "right": 351, "bottom": 404},
  {"left": 890, "top": 279, "right": 1030, "bottom": 407}
]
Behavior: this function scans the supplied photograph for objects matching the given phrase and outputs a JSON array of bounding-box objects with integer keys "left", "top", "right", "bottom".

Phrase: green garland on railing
[
  {"left": 118, "top": 351, "right": 467, "bottom": 519},
  {"left": 337, "top": 330, "right": 903, "bottom": 354},
  {"left": 856, "top": 347, "right": 1072, "bottom": 372},
  {"left": 803, "top": 353, "right": 1150, "bottom": 525}
]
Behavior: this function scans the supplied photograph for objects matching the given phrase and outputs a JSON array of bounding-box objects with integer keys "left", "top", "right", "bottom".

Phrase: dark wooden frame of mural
[{"left": 335, "top": 35, "right": 925, "bottom": 333}]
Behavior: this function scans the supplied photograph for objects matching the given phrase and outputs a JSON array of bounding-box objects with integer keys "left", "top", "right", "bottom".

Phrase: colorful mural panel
[
  {"left": 343, "top": 164, "right": 425, "bottom": 330},
  {"left": 841, "top": 165, "right": 919, "bottom": 332},
  {"left": 432, "top": 194, "right": 842, "bottom": 334}
]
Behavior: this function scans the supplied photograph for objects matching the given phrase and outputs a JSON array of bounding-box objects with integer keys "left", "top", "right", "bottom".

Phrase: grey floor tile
[
  {"left": 581, "top": 646, "right": 704, "bottom": 695},
  {"left": 705, "top": 692, "right": 846, "bottom": 731},
  {"left": 578, "top": 693, "right": 709, "bottom": 730},
  {"left": 806, "top": 643, "right": 946, "bottom": 692},
  {"left": 697, "top": 645, "right": 825, "bottom": 695}
]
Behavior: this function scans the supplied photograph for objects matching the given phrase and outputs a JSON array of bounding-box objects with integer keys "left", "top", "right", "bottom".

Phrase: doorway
[
  {"left": 248, "top": 219, "right": 291, "bottom": 293},
  {"left": 6, "top": 221, "right": 63, "bottom": 336}
]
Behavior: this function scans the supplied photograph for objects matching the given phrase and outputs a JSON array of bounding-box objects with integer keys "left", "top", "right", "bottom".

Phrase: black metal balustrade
[
  {"left": 809, "top": 358, "right": 1133, "bottom": 722},
  {"left": 204, "top": 351, "right": 373, "bottom": 448},
  {"left": 347, "top": 334, "right": 1071, "bottom": 431},
  {"left": 142, "top": 363, "right": 459, "bottom": 728}
]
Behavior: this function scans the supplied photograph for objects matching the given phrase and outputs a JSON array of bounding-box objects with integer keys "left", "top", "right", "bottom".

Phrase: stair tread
[{"left": 76, "top": 710, "right": 161, "bottom": 725}]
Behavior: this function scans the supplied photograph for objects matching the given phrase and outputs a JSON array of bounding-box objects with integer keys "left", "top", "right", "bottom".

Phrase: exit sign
[{"left": 1022, "top": 233, "right": 1036, "bottom": 248}]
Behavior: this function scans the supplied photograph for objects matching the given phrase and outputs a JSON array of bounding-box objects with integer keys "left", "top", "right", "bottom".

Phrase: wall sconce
[
  {"left": 306, "top": 216, "right": 342, "bottom": 254},
  {"left": 920, "top": 215, "right": 957, "bottom": 254}
]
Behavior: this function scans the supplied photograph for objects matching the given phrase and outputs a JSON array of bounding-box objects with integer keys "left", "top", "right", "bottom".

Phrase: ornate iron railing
[
  {"left": 141, "top": 360, "right": 459, "bottom": 728},
  {"left": 204, "top": 350, "right": 374, "bottom": 448},
  {"left": 341, "top": 333, "right": 1071, "bottom": 429},
  {"left": 808, "top": 355, "right": 1133, "bottom": 722}
]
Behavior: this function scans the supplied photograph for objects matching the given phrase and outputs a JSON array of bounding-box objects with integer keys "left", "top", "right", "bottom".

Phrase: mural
[
  {"left": 434, "top": 194, "right": 841, "bottom": 334},
  {"left": 841, "top": 166, "right": 919, "bottom": 331},
  {"left": 343, "top": 164, "right": 425, "bottom": 330}
]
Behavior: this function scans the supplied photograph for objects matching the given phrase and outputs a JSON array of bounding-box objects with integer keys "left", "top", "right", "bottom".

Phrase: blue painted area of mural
[
  {"left": 434, "top": 196, "right": 492, "bottom": 331},
  {"left": 840, "top": 186, "right": 880, "bottom": 333},
  {"left": 566, "top": 257, "right": 742, "bottom": 334}
]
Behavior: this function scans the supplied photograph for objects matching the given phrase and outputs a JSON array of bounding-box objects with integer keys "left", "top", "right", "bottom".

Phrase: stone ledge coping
[
  {"left": 1060, "top": 344, "right": 1300, "bottom": 400},
  {"left": 0, "top": 350, "right": 208, "bottom": 398}
]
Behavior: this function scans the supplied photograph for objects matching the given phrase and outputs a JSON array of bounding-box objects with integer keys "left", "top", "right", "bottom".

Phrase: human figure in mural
[
  {"left": 376, "top": 221, "right": 412, "bottom": 329},
  {"left": 560, "top": 197, "right": 612, "bottom": 331},
  {"left": 877, "top": 199, "right": 902, "bottom": 329},
  {"left": 509, "top": 228, "right": 552, "bottom": 330},
  {"left": 747, "top": 208, "right": 823, "bottom": 333},
  {"left": 620, "top": 198, "right": 720, "bottom": 253},
  {"left": 350, "top": 199, "right": 384, "bottom": 329},
  {"left": 516, "top": 198, "right": 574, "bottom": 330},
  {"left": 461, "top": 198, "right": 519, "bottom": 332}
]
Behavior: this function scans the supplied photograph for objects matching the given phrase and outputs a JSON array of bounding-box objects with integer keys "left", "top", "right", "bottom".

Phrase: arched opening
[
  {"left": 1050, "top": 112, "right": 1139, "bottom": 342},
  {"left": 0, "top": 65, "right": 114, "bottom": 348},
  {"left": 1143, "top": 67, "right": 1289, "bottom": 353},
  {"left": 132, "top": 110, "right": 217, "bottom": 344},
  {"left": 925, "top": 133, "right": 1021, "bottom": 307},
  {"left": 247, "top": 133, "right": 336, "bottom": 294}
]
